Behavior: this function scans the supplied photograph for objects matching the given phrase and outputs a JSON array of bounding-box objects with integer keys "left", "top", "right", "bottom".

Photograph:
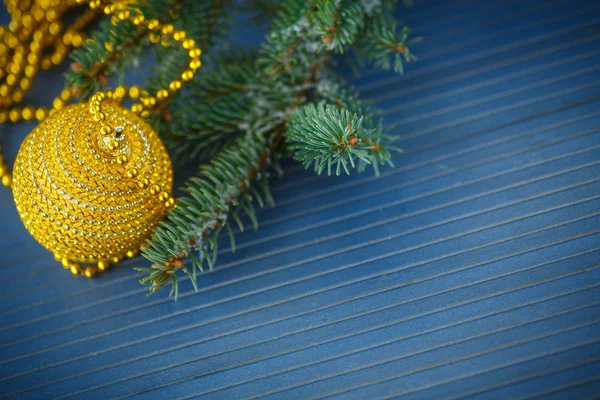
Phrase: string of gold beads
[{"left": 0, "top": 0, "right": 96, "bottom": 109}]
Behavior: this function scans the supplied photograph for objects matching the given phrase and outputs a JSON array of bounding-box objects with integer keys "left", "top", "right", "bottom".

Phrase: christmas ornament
[
  {"left": 0, "top": 0, "right": 203, "bottom": 277},
  {"left": 11, "top": 94, "right": 174, "bottom": 277}
]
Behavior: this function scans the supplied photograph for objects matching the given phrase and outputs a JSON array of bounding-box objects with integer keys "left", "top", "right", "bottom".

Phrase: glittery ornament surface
[{"left": 11, "top": 101, "right": 173, "bottom": 265}]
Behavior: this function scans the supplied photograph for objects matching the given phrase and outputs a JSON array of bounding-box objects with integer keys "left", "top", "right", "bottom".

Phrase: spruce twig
[{"left": 66, "top": 0, "right": 420, "bottom": 297}]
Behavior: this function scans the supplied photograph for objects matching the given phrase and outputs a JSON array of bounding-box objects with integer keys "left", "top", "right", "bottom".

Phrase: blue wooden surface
[{"left": 1, "top": 0, "right": 600, "bottom": 398}]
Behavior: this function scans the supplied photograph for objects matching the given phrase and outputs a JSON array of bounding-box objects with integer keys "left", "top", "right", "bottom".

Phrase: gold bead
[
  {"left": 181, "top": 70, "right": 194, "bottom": 82},
  {"left": 24, "top": 65, "right": 36, "bottom": 78},
  {"left": 117, "top": 154, "right": 128, "bottom": 165},
  {"left": 147, "top": 19, "right": 159, "bottom": 30},
  {"left": 9, "top": 62, "right": 22, "bottom": 75},
  {"left": 6, "top": 73, "right": 16, "bottom": 86},
  {"left": 53, "top": 98, "right": 64, "bottom": 110},
  {"left": 51, "top": 53, "right": 63, "bottom": 65},
  {"left": 63, "top": 31, "right": 73, "bottom": 45},
  {"left": 108, "top": 140, "right": 119, "bottom": 151},
  {"left": 71, "top": 33, "right": 83, "bottom": 47},
  {"left": 138, "top": 177, "right": 150, "bottom": 189},
  {"left": 190, "top": 59, "right": 202, "bottom": 71},
  {"left": 168, "top": 80, "right": 181, "bottom": 92},
  {"left": 21, "top": 106, "right": 34, "bottom": 121},
  {"left": 60, "top": 89, "right": 72, "bottom": 101},
  {"left": 12, "top": 51, "right": 23, "bottom": 63},
  {"left": 41, "top": 59, "right": 52, "bottom": 70},
  {"left": 126, "top": 249, "right": 137, "bottom": 258},
  {"left": 49, "top": 21, "right": 61, "bottom": 35},
  {"left": 19, "top": 78, "right": 32, "bottom": 91},
  {"left": 141, "top": 97, "right": 156, "bottom": 107},
  {"left": 182, "top": 38, "right": 195, "bottom": 50},
  {"left": 166, "top": 197, "right": 175, "bottom": 208},
  {"left": 6, "top": 36, "right": 18, "bottom": 49},
  {"left": 103, "top": 4, "right": 115, "bottom": 15},
  {"left": 114, "top": 86, "right": 126, "bottom": 99},
  {"left": 189, "top": 48, "right": 202, "bottom": 58},
  {"left": 126, "top": 168, "right": 139, "bottom": 179},
  {"left": 98, "top": 260, "right": 109, "bottom": 271},
  {"left": 158, "top": 191, "right": 169, "bottom": 202},
  {"left": 131, "top": 103, "right": 144, "bottom": 114},
  {"left": 150, "top": 184, "right": 161, "bottom": 195},
  {"left": 104, "top": 42, "right": 113, "bottom": 52},
  {"left": 61, "top": 257, "right": 70, "bottom": 268},
  {"left": 9, "top": 109, "right": 21, "bottom": 122},
  {"left": 12, "top": 91, "right": 23, "bottom": 103},
  {"left": 161, "top": 24, "right": 174, "bottom": 35},
  {"left": 173, "top": 30, "right": 186, "bottom": 41},
  {"left": 25, "top": 34, "right": 38, "bottom": 46},
  {"left": 111, "top": 256, "right": 120, "bottom": 263},
  {"left": 33, "top": 9, "right": 45, "bottom": 22},
  {"left": 129, "top": 86, "right": 140, "bottom": 98},
  {"left": 84, "top": 266, "right": 96, "bottom": 278},
  {"left": 156, "top": 89, "right": 169, "bottom": 101},
  {"left": 100, "top": 125, "right": 112, "bottom": 136},
  {"left": 70, "top": 263, "right": 82, "bottom": 276},
  {"left": 22, "top": 13, "right": 33, "bottom": 27},
  {"left": 148, "top": 33, "right": 160, "bottom": 44},
  {"left": 118, "top": 10, "right": 130, "bottom": 20},
  {"left": 27, "top": 53, "right": 38, "bottom": 65},
  {"left": 29, "top": 41, "right": 40, "bottom": 53},
  {"left": 46, "top": 9, "right": 58, "bottom": 21},
  {"left": 133, "top": 15, "right": 145, "bottom": 25},
  {"left": 1, "top": 174, "right": 11, "bottom": 187},
  {"left": 35, "top": 108, "right": 48, "bottom": 121}
]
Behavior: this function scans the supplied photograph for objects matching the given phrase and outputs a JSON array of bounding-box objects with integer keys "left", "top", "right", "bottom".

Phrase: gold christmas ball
[{"left": 11, "top": 100, "right": 173, "bottom": 267}]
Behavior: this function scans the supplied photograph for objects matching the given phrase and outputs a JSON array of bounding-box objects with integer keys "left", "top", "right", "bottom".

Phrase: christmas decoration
[
  {"left": 11, "top": 97, "right": 174, "bottom": 277},
  {"left": 0, "top": 0, "right": 420, "bottom": 298}
]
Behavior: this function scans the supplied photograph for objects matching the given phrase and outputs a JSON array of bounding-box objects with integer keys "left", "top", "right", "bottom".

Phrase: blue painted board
[{"left": 1, "top": 0, "right": 599, "bottom": 399}]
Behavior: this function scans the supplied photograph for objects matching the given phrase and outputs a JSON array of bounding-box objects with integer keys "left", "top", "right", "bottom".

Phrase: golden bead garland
[{"left": 0, "top": 0, "right": 203, "bottom": 277}]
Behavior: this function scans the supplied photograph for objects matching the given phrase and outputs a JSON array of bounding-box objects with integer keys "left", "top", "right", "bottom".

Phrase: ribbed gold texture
[{"left": 11, "top": 101, "right": 173, "bottom": 265}]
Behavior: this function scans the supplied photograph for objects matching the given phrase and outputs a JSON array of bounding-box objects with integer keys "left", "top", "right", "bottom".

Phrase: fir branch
[
  {"left": 135, "top": 0, "right": 417, "bottom": 297},
  {"left": 356, "top": 11, "right": 420, "bottom": 74},
  {"left": 138, "top": 133, "right": 275, "bottom": 298},
  {"left": 312, "top": 0, "right": 364, "bottom": 53},
  {"left": 259, "top": 0, "right": 314, "bottom": 75},
  {"left": 67, "top": 18, "right": 146, "bottom": 97},
  {"left": 287, "top": 102, "right": 386, "bottom": 176},
  {"left": 158, "top": 51, "right": 294, "bottom": 165},
  {"left": 314, "top": 77, "right": 401, "bottom": 175}
]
